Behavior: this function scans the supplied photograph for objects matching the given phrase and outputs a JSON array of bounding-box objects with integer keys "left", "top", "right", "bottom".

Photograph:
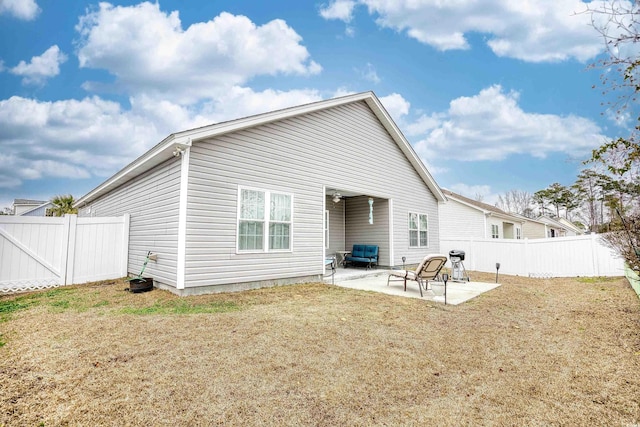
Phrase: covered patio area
[{"left": 324, "top": 267, "right": 501, "bottom": 305}]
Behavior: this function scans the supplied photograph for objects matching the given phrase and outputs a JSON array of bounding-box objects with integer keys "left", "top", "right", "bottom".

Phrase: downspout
[{"left": 176, "top": 140, "right": 191, "bottom": 290}]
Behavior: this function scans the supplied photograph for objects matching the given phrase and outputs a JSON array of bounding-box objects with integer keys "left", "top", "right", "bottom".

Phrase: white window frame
[
  {"left": 491, "top": 224, "right": 499, "bottom": 239},
  {"left": 516, "top": 227, "right": 522, "bottom": 240},
  {"left": 408, "top": 212, "right": 429, "bottom": 248},
  {"left": 237, "top": 186, "right": 293, "bottom": 253}
]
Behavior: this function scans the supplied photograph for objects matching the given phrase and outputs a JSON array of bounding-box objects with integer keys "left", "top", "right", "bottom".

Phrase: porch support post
[{"left": 388, "top": 199, "right": 394, "bottom": 266}]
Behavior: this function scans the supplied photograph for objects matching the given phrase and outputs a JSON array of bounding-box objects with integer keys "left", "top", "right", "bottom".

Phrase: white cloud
[
  {"left": 319, "top": 0, "right": 357, "bottom": 22},
  {"left": 76, "top": 3, "right": 321, "bottom": 104},
  {"left": 0, "top": 87, "right": 329, "bottom": 189},
  {"left": 356, "top": 63, "right": 380, "bottom": 84},
  {"left": 0, "top": 0, "right": 40, "bottom": 20},
  {"left": 405, "top": 113, "right": 442, "bottom": 136},
  {"left": 0, "top": 96, "right": 166, "bottom": 186},
  {"left": 9, "top": 45, "right": 67, "bottom": 85},
  {"left": 338, "top": 0, "right": 607, "bottom": 62},
  {"left": 379, "top": 92, "right": 410, "bottom": 122},
  {"left": 412, "top": 85, "right": 608, "bottom": 161}
]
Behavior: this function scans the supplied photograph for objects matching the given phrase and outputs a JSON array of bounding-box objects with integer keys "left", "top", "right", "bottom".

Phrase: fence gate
[{"left": 0, "top": 214, "right": 129, "bottom": 293}]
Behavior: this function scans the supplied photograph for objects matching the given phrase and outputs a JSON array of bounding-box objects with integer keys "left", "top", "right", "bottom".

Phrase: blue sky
[{"left": 0, "top": 0, "right": 628, "bottom": 210}]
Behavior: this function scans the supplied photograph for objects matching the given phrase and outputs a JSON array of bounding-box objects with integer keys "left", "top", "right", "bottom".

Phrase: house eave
[
  {"left": 74, "top": 135, "right": 190, "bottom": 207},
  {"left": 75, "top": 91, "right": 446, "bottom": 207}
]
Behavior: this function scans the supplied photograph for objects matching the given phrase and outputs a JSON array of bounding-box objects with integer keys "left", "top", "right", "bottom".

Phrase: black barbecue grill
[{"left": 449, "top": 250, "right": 469, "bottom": 281}]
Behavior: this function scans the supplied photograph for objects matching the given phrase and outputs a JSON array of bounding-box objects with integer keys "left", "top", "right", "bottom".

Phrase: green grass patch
[
  {"left": 0, "top": 287, "right": 83, "bottom": 320},
  {"left": 49, "top": 300, "right": 71, "bottom": 310},
  {"left": 120, "top": 300, "right": 240, "bottom": 316},
  {"left": 92, "top": 300, "right": 110, "bottom": 308},
  {"left": 0, "top": 298, "right": 34, "bottom": 322}
]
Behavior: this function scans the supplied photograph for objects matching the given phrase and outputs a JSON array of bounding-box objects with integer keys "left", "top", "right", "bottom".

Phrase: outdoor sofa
[{"left": 344, "top": 244, "right": 379, "bottom": 269}]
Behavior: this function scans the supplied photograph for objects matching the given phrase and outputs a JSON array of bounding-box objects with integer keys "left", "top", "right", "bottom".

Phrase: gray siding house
[{"left": 75, "top": 92, "right": 445, "bottom": 295}]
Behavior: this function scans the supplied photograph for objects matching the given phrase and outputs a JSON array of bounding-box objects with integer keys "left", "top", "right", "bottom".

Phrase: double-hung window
[
  {"left": 409, "top": 213, "right": 428, "bottom": 248},
  {"left": 491, "top": 224, "right": 499, "bottom": 239},
  {"left": 238, "top": 188, "right": 292, "bottom": 252}
]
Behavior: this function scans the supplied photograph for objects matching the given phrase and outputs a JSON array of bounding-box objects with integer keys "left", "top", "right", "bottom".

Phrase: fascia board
[
  {"left": 172, "top": 91, "right": 375, "bottom": 145},
  {"left": 445, "top": 195, "right": 491, "bottom": 214},
  {"left": 74, "top": 134, "right": 182, "bottom": 207},
  {"left": 75, "top": 91, "right": 446, "bottom": 206},
  {"left": 75, "top": 93, "right": 374, "bottom": 207},
  {"left": 18, "top": 201, "right": 52, "bottom": 216}
]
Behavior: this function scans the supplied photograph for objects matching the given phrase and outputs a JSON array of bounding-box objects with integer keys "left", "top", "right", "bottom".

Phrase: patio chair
[{"left": 387, "top": 254, "right": 447, "bottom": 297}]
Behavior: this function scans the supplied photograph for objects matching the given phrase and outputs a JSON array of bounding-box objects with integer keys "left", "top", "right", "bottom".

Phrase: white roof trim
[
  {"left": 444, "top": 193, "right": 492, "bottom": 214},
  {"left": 75, "top": 91, "right": 444, "bottom": 207},
  {"left": 444, "top": 193, "right": 525, "bottom": 223},
  {"left": 18, "top": 201, "right": 53, "bottom": 216}
]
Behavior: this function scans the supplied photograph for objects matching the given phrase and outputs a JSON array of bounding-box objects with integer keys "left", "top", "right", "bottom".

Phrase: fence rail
[
  {"left": 440, "top": 234, "right": 625, "bottom": 278},
  {"left": 0, "top": 214, "right": 129, "bottom": 293}
]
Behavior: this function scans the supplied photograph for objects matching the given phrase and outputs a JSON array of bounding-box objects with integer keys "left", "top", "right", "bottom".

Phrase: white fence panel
[
  {"left": 0, "top": 217, "right": 66, "bottom": 290},
  {"left": 441, "top": 234, "right": 625, "bottom": 278},
  {"left": 0, "top": 214, "right": 129, "bottom": 293},
  {"left": 69, "top": 215, "right": 130, "bottom": 285}
]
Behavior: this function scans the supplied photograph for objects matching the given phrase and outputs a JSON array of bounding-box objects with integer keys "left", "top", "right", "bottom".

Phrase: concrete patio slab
[{"left": 331, "top": 270, "right": 501, "bottom": 305}]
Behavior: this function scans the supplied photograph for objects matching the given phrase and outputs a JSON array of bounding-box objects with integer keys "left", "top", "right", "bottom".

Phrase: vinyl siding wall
[
  {"left": 78, "top": 159, "right": 181, "bottom": 287},
  {"left": 439, "top": 200, "right": 486, "bottom": 240},
  {"left": 21, "top": 204, "right": 52, "bottom": 217},
  {"left": 522, "top": 220, "right": 547, "bottom": 239},
  {"left": 345, "top": 196, "right": 389, "bottom": 266},
  {"left": 185, "top": 101, "right": 439, "bottom": 288}
]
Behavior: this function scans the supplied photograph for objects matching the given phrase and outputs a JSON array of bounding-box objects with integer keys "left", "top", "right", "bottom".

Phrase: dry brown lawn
[{"left": 1, "top": 272, "right": 640, "bottom": 426}]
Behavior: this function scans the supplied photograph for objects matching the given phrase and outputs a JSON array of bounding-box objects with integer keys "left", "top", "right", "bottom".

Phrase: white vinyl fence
[
  {"left": 441, "top": 234, "right": 625, "bottom": 278},
  {"left": 0, "top": 214, "right": 129, "bottom": 293}
]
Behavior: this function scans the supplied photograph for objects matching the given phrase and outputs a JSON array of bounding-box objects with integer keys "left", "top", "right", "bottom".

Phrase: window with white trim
[
  {"left": 409, "top": 213, "right": 428, "bottom": 248},
  {"left": 238, "top": 188, "right": 292, "bottom": 252},
  {"left": 516, "top": 227, "right": 522, "bottom": 239},
  {"left": 491, "top": 224, "right": 499, "bottom": 239}
]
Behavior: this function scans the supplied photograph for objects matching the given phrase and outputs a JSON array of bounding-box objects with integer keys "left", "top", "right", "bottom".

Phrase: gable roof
[
  {"left": 509, "top": 212, "right": 548, "bottom": 226},
  {"left": 556, "top": 217, "right": 584, "bottom": 234},
  {"left": 442, "top": 189, "right": 524, "bottom": 222},
  {"left": 13, "top": 199, "right": 46, "bottom": 206},
  {"left": 537, "top": 215, "right": 582, "bottom": 233},
  {"left": 18, "top": 201, "right": 53, "bottom": 216},
  {"left": 75, "top": 91, "right": 445, "bottom": 207}
]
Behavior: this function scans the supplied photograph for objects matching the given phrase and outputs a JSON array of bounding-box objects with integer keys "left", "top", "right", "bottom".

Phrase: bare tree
[{"left": 496, "top": 189, "right": 533, "bottom": 215}]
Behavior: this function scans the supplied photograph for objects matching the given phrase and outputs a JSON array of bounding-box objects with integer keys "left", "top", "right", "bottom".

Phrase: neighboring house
[
  {"left": 11, "top": 199, "right": 47, "bottom": 216},
  {"left": 19, "top": 201, "right": 54, "bottom": 217},
  {"left": 556, "top": 217, "right": 584, "bottom": 236},
  {"left": 510, "top": 213, "right": 549, "bottom": 239},
  {"left": 536, "top": 215, "right": 582, "bottom": 237},
  {"left": 439, "top": 190, "right": 524, "bottom": 240},
  {"left": 74, "top": 92, "right": 446, "bottom": 295}
]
